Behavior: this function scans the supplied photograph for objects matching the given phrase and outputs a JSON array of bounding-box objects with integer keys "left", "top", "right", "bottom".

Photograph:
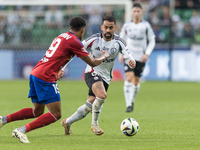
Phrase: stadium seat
[
  {"left": 174, "top": 9, "right": 181, "bottom": 16},
  {"left": 181, "top": 9, "right": 193, "bottom": 21},
  {"left": 179, "top": 38, "right": 192, "bottom": 45},
  {"left": 161, "top": 28, "right": 170, "bottom": 42}
]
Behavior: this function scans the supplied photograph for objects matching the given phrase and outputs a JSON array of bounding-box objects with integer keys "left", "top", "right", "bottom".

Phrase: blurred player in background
[
  {"left": 119, "top": 3, "right": 156, "bottom": 112},
  {"left": 60, "top": 16, "right": 136, "bottom": 136},
  {"left": 0, "top": 16, "right": 109, "bottom": 143}
]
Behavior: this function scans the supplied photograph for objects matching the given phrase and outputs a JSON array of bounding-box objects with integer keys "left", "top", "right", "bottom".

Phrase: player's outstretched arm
[{"left": 81, "top": 50, "right": 110, "bottom": 67}]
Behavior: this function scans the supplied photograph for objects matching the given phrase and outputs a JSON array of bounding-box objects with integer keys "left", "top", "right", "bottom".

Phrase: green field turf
[{"left": 0, "top": 80, "right": 199, "bottom": 150}]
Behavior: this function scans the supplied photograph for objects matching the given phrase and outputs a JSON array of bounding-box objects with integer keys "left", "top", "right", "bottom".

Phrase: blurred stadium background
[{"left": 0, "top": 0, "right": 200, "bottom": 81}]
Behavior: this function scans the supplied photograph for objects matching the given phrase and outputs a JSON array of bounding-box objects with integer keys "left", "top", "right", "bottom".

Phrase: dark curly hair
[{"left": 69, "top": 16, "right": 86, "bottom": 31}]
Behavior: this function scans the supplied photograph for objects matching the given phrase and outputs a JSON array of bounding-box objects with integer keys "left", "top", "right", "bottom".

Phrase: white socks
[
  {"left": 124, "top": 81, "right": 140, "bottom": 107},
  {"left": 66, "top": 102, "right": 92, "bottom": 125},
  {"left": 92, "top": 97, "right": 105, "bottom": 126},
  {"left": 133, "top": 83, "right": 140, "bottom": 102},
  {"left": 65, "top": 98, "right": 105, "bottom": 126},
  {"left": 124, "top": 81, "right": 134, "bottom": 107}
]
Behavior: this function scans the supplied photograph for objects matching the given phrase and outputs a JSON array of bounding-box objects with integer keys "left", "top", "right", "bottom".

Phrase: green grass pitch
[{"left": 0, "top": 80, "right": 199, "bottom": 150}]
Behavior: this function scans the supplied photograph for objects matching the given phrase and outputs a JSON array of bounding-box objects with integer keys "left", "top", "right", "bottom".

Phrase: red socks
[
  {"left": 25, "top": 112, "right": 57, "bottom": 132},
  {"left": 7, "top": 108, "right": 36, "bottom": 123},
  {"left": 6, "top": 108, "right": 58, "bottom": 133}
]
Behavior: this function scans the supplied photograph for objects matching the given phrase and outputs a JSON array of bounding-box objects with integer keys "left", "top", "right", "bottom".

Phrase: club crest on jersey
[{"left": 110, "top": 48, "right": 117, "bottom": 54}]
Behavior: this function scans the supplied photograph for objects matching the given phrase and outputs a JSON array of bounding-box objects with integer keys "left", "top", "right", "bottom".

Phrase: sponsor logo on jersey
[
  {"left": 130, "top": 35, "right": 144, "bottom": 40},
  {"left": 102, "top": 46, "right": 109, "bottom": 51},
  {"left": 103, "top": 58, "right": 115, "bottom": 63},
  {"left": 95, "top": 47, "right": 100, "bottom": 51}
]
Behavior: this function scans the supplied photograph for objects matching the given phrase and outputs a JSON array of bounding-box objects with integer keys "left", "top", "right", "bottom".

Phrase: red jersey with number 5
[{"left": 31, "top": 31, "right": 89, "bottom": 82}]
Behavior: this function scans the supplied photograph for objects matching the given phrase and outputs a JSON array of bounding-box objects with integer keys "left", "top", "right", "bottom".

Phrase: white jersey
[
  {"left": 120, "top": 20, "right": 156, "bottom": 61},
  {"left": 83, "top": 33, "right": 133, "bottom": 84}
]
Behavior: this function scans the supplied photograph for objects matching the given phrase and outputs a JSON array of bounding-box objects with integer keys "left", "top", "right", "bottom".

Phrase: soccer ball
[{"left": 120, "top": 118, "right": 139, "bottom": 136}]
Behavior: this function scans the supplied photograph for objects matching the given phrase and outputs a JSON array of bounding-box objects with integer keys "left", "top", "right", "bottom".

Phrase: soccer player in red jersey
[{"left": 0, "top": 17, "right": 109, "bottom": 143}]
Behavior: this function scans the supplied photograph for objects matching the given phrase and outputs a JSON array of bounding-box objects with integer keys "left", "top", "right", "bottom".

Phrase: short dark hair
[
  {"left": 102, "top": 16, "right": 116, "bottom": 25},
  {"left": 69, "top": 16, "right": 86, "bottom": 31},
  {"left": 132, "top": 3, "right": 142, "bottom": 9}
]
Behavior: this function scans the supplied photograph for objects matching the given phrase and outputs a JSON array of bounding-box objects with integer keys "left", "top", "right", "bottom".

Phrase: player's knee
[
  {"left": 34, "top": 110, "right": 44, "bottom": 117},
  {"left": 97, "top": 92, "right": 107, "bottom": 99},
  {"left": 134, "top": 79, "right": 140, "bottom": 85},
  {"left": 126, "top": 77, "right": 132, "bottom": 82},
  {"left": 126, "top": 79, "right": 132, "bottom": 83},
  {"left": 57, "top": 112, "right": 62, "bottom": 119},
  {"left": 125, "top": 73, "right": 133, "bottom": 82},
  {"left": 56, "top": 112, "right": 62, "bottom": 120},
  {"left": 51, "top": 111, "right": 61, "bottom": 120}
]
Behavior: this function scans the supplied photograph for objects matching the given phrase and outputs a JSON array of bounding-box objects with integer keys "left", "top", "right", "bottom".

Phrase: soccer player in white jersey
[
  {"left": 60, "top": 16, "right": 136, "bottom": 135},
  {"left": 119, "top": 3, "right": 156, "bottom": 112}
]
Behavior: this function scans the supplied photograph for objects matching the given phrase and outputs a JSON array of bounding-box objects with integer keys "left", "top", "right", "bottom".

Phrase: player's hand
[
  {"left": 128, "top": 59, "right": 136, "bottom": 69},
  {"left": 101, "top": 50, "right": 110, "bottom": 59},
  {"left": 140, "top": 54, "right": 149, "bottom": 63},
  {"left": 57, "top": 70, "right": 64, "bottom": 80},
  {"left": 118, "top": 53, "right": 124, "bottom": 64}
]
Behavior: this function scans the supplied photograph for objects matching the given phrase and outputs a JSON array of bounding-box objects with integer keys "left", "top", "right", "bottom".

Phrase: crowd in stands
[
  {"left": 174, "top": 0, "right": 200, "bottom": 44},
  {"left": 175, "top": 0, "right": 200, "bottom": 9},
  {"left": 0, "top": 0, "right": 200, "bottom": 48},
  {"left": 0, "top": 5, "right": 124, "bottom": 47},
  {"left": 144, "top": 0, "right": 200, "bottom": 45}
]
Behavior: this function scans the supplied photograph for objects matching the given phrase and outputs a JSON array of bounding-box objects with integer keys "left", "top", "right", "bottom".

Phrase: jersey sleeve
[
  {"left": 121, "top": 47, "right": 135, "bottom": 65},
  {"left": 118, "top": 37, "right": 135, "bottom": 64},
  {"left": 145, "top": 22, "right": 156, "bottom": 56},
  {"left": 82, "top": 34, "right": 98, "bottom": 50},
  {"left": 70, "top": 38, "right": 89, "bottom": 57},
  {"left": 146, "top": 22, "right": 156, "bottom": 40}
]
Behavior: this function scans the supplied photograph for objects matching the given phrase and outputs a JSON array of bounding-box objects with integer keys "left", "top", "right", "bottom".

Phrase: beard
[{"left": 104, "top": 32, "right": 112, "bottom": 40}]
